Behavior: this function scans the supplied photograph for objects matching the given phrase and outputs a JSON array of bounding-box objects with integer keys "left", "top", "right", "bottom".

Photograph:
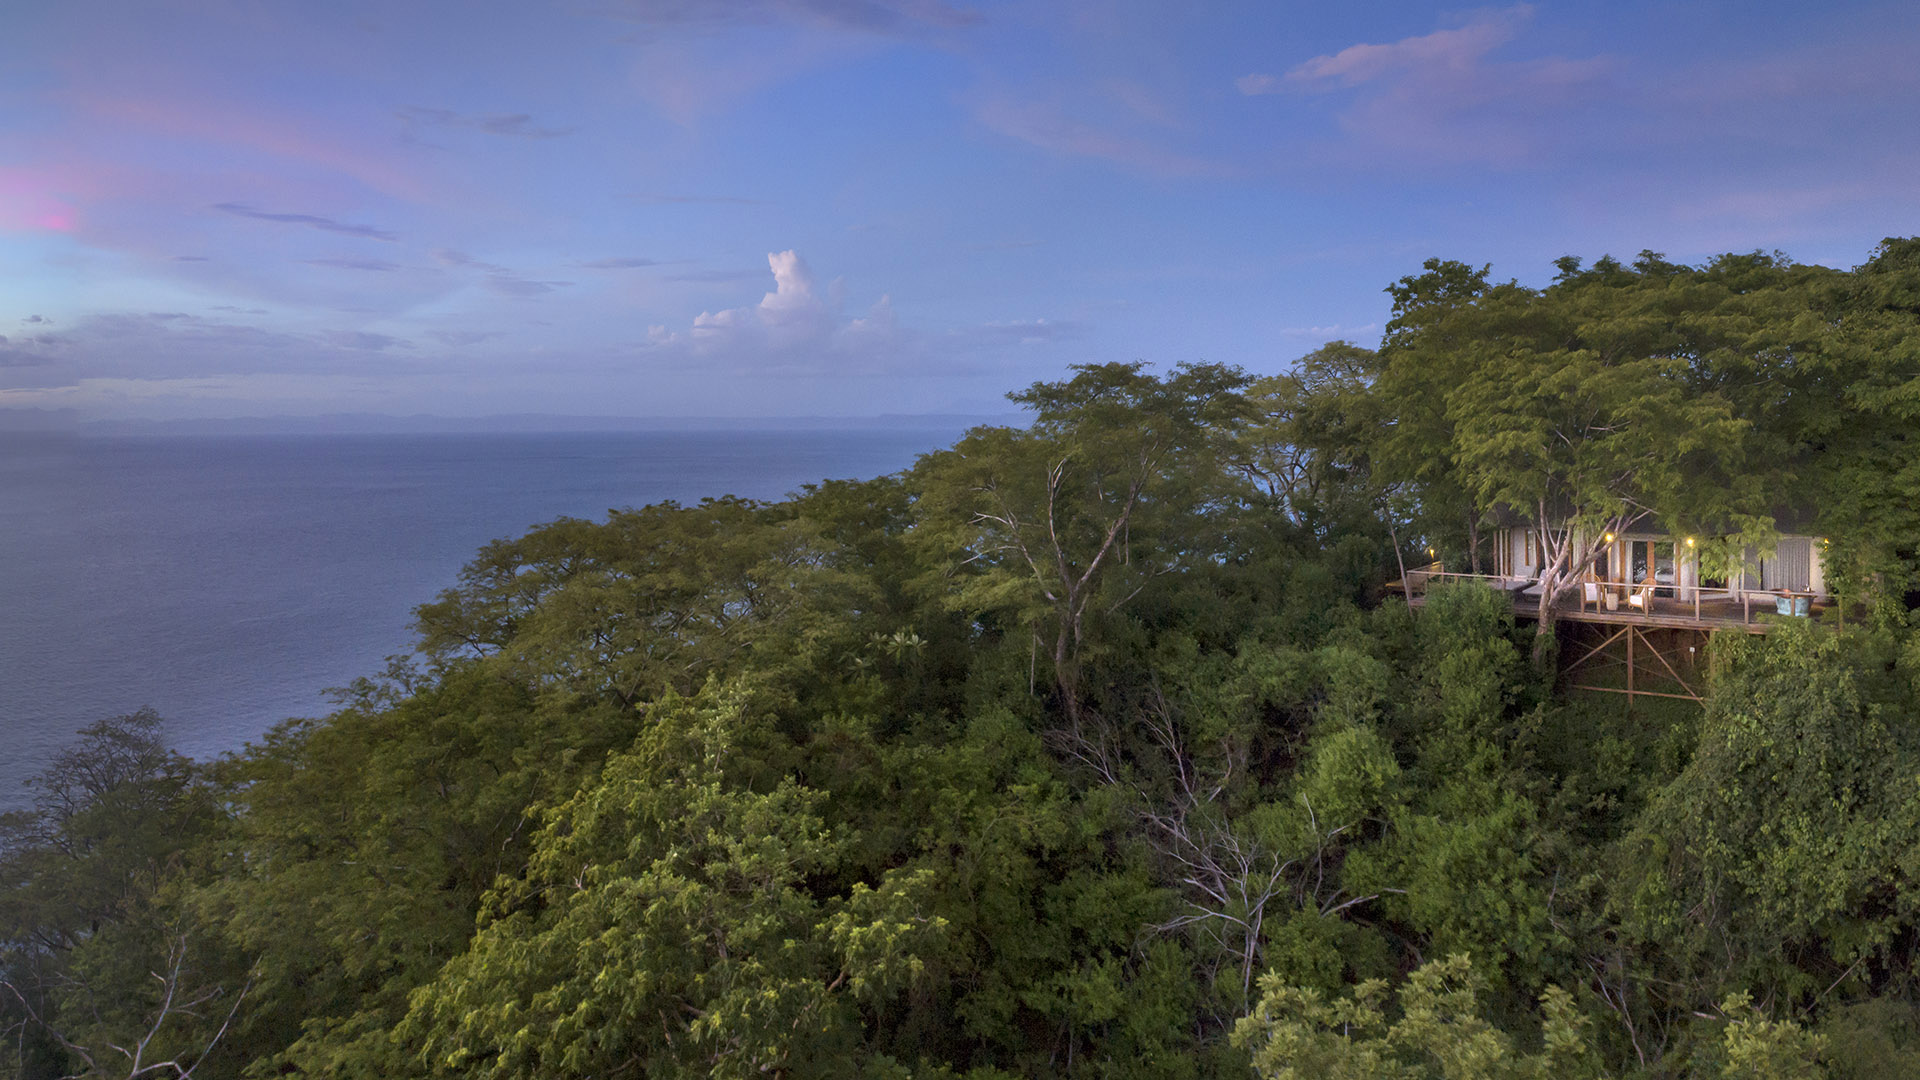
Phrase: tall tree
[
  {"left": 1801, "top": 238, "right": 1920, "bottom": 623},
  {"left": 912, "top": 361, "right": 1250, "bottom": 721},
  {"left": 1230, "top": 341, "right": 1385, "bottom": 539},
  {"left": 0, "top": 710, "right": 244, "bottom": 1080},
  {"left": 1375, "top": 259, "right": 1496, "bottom": 573}
]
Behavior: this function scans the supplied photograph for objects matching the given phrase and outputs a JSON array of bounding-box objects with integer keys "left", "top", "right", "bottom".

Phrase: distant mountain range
[{"left": 0, "top": 409, "right": 1024, "bottom": 436}]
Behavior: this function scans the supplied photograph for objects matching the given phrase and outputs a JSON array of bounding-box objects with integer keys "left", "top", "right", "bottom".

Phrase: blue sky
[{"left": 3, "top": 1, "right": 1917, "bottom": 421}]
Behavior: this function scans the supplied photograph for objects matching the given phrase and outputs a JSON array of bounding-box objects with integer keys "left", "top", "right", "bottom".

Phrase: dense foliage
[{"left": 7, "top": 241, "right": 1920, "bottom": 1079}]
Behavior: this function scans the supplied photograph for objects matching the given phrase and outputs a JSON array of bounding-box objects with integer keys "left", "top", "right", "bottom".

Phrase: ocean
[{"left": 0, "top": 429, "right": 962, "bottom": 807}]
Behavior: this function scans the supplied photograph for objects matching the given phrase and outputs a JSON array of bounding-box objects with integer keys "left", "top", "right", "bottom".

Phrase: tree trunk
[
  {"left": 1054, "top": 612, "right": 1079, "bottom": 725},
  {"left": 1467, "top": 513, "right": 1484, "bottom": 576},
  {"left": 1387, "top": 514, "right": 1411, "bottom": 598},
  {"left": 1533, "top": 584, "right": 1557, "bottom": 665}
]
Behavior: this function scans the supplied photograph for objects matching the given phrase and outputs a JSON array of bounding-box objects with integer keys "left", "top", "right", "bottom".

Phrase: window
[{"left": 1767, "top": 538, "right": 1812, "bottom": 591}]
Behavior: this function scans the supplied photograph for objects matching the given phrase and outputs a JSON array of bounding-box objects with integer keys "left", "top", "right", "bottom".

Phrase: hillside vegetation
[{"left": 7, "top": 241, "right": 1920, "bottom": 1079}]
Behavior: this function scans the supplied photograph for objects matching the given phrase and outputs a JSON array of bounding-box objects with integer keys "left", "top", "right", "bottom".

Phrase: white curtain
[{"left": 1766, "top": 538, "right": 1812, "bottom": 591}]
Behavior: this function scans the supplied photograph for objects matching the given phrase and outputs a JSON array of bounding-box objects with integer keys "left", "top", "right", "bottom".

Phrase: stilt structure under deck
[
  {"left": 1398, "top": 570, "right": 1831, "bottom": 706},
  {"left": 1554, "top": 622, "right": 1707, "bottom": 703}
]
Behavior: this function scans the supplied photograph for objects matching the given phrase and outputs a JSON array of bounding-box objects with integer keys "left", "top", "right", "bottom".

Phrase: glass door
[{"left": 1627, "top": 540, "right": 1677, "bottom": 599}]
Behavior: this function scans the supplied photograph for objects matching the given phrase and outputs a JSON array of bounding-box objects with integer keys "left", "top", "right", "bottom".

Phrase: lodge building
[{"left": 1401, "top": 519, "right": 1833, "bottom": 703}]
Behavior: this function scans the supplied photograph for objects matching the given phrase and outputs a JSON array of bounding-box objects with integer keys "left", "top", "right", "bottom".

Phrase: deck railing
[{"left": 1395, "top": 567, "right": 1824, "bottom": 627}]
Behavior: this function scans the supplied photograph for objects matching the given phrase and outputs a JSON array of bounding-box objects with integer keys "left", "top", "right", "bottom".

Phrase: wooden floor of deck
[{"left": 1405, "top": 589, "right": 1827, "bottom": 633}]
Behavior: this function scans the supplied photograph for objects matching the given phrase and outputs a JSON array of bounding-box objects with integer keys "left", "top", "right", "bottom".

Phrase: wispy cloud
[
  {"left": 397, "top": 106, "right": 575, "bottom": 139},
  {"left": 957, "top": 318, "right": 1083, "bottom": 346},
  {"left": 1276, "top": 322, "right": 1379, "bottom": 340},
  {"left": 304, "top": 257, "right": 402, "bottom": 272},
  {"left": 429, "top": 248, "right": 505, "bottom": 272},
  {"left": 79, "top": 93, "right": 428, "bottom": 201},
  {"left": 1235, "top": 6, "right": 1611, "bottom": 166},
  {"left": 213, "top": 202, "right": 398, "bottom": 241},
  {"left": 0, "top": 311, "right": 409, "bottom": 387},
  {"left": 607, "top": 0, "right": 980, "bottom": 125},
  {"left": 429, "top": 248, "right": 571, "bottom": 298},
  {"left": 598, "top": 0, "right": 980, "bottom": 37},
  {"left": 580, "top": 256, "right": 665, "bottom": 269},
  {"left": 621, "top": 192, "right": 762, "bottom": 205},
  {"left": 320, "top": 330, "right": 410, "bottom": 351},
  {"left": 485, "top": 274, "right": 571, "bottom": 297},
  {"left": 976, "top": 96, "right": 1234, "bottom": 178},
  {"left": 1272, "top": 8, "right": 1533, "bottom": 92},
  {"left": 0, "top": 373, "right": 406, "bottom": 416},
  {"left": 428, "top": 330, "right": 503, "bottom": 347},
  {"left": 664, "top": 268, "right": 767, "bottom": 283},
  {"left": 0, "top": 334, "right": 65, "bottom": 367}
]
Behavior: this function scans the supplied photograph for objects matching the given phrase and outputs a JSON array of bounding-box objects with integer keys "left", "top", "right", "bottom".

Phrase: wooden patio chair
[
  {"left": 1626, "top": 578, "right": 1655, "bottom": 612},
  {"left": 1581, "top": 580, "right": 1601, "bottom": 612}
]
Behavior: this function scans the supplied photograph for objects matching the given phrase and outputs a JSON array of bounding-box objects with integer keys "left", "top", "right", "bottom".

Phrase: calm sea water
[{"left": 0, "top": 430, "right": 959, "bottom": 807}]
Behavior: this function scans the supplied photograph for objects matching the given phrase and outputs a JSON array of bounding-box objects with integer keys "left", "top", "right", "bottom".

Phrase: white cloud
[
  {"left": 642, "top": 250, "right": 1077, "bottom": 376},
  {"left": 645, "top": 250, "right": 904, "bottom": 374}
]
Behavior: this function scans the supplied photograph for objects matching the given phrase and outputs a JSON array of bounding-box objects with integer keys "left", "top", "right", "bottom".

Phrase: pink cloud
[
  {"left": 1235, "top": 5, "right": 1612, "bottom": 167},
  {"left": 73, "top": 92, "right": 429, "bottom": 201},
  {"left": 1281, "top": 7, "right": 1531, "bottom": 90},
  {"left": 0, "top": 168, "right": 81, "bottom": 234}
]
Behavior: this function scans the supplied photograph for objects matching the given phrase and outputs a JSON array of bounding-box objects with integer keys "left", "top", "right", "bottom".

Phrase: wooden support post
[{"left": 1627, "top": 627, "right": 1635, "bottom": 703}]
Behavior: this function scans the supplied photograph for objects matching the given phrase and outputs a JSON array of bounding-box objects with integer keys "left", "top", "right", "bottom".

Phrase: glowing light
[
  {"left": 1686, "top": 537, "right": 1695, "bottom": 547},
  {"left": 1604, "top": 532, "right": 1614, "bottom": 543}
]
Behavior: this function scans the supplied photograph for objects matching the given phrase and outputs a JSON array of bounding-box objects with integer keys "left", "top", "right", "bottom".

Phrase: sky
[{"left": 2, "top": 1, "right": 1918, "bottom": 422}]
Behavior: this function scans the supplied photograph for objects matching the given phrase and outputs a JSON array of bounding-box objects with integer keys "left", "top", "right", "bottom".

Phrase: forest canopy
[{"left": 7, "top": 241, "right": 1920, "bottom": 1079}]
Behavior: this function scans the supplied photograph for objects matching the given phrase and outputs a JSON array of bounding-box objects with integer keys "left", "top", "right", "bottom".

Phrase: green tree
[
  {"left": 400, "top": 684, "right": 948, "bottom": 1080},
  {"left": 1376, "top": 259, "right": 1497, "bottom": 573},
  {"left": 1384, "top": 258, "right": 1767, "bottom": 658},
  {"left": 912, "top": 361, "right": 1250, "bottom": 723},
  {"left": 1230, "top": 341, "right": 1385, "bottom": 540},
  {"left": 1799, "top": 238, "right": 1920, "bottom": 623},
  {"left": 1611, "top": 623, "right": 1920, "bottom": 1025},
  {"left": 1233, "top": 954, "right": 1603, "bottom": 1080},
  {"left": 0, "top": 710, "right": 245, "bottom": 1080}
]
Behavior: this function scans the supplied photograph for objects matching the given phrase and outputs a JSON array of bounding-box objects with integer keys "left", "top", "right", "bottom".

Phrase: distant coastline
[{"left": 0, "top": 408, "right": 1025, "bottom": 437}]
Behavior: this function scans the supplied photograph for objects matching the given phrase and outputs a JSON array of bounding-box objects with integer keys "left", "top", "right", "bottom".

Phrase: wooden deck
[
  {"left": 1399, "top": 575, "right": 1829, "bottom": 634},
  {"left": 1396, "top": 573, "right": 1835, "bottom": 703}
]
